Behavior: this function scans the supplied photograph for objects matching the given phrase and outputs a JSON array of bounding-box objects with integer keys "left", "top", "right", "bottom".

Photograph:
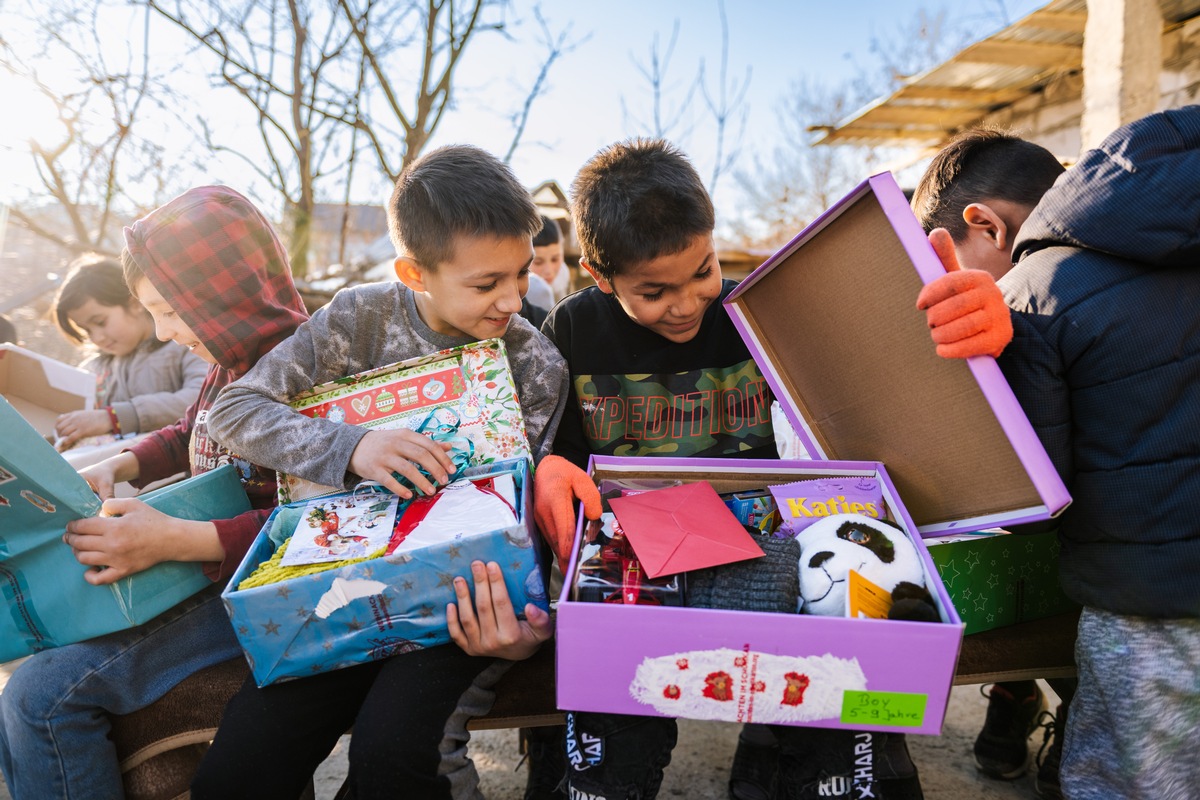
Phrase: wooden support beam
[
  {"left": 817, "top": 126, "right": 951, "bottom": 145},
  {"left": 956, "top": 39, "right": 1084, "bottom": 68},
  {"left": 894, "top": 85, "right": 1028, "bottom": 105},
  {"left": 1024, "top": 10, "right": 1089, "bottom": 33},
  {"left": 854, "top": 105, "right": 987, "bottom": 126}
]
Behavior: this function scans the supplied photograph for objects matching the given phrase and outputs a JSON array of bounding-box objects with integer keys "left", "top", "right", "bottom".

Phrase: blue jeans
[{"left": 0, "top": 584, "right": 241, "bottom": 800}]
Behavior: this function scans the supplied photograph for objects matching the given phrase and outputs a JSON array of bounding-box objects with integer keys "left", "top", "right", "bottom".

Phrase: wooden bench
[
  {"left": 109, "top": 644, "right": 565, "bottom": 800},
  {"left": 952, "top": 609, "right": 1080, "bottom": 686},
  {"left": 110, "top": 610, "right": 1079, "bottom": 800}
]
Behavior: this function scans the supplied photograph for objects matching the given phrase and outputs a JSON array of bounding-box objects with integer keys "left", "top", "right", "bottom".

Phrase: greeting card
[{"left": 280, "top": 493, "right": 400, "bottom": 566}]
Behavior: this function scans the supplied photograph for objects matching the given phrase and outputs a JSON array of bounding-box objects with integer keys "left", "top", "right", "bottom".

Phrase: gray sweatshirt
[
  {"left": 82, "top": 340, "right": 208, "bottom": 433},
  {"left": 207, "top": 282, "right": 569, "bottom": 491}
]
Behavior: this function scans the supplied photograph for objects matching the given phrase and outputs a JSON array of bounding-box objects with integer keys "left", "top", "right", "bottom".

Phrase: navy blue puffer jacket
[{"left": 998, "top": 105, "right": 1200, "bottom": 618}]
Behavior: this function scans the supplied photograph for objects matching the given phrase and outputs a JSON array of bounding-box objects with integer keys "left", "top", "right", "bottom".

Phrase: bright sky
[
  {"left": 0, "top": 0, "right": 1045, "bottom": 225},
  {"left": 450, "top": 0, "right": 1044, "bottom": 212}
]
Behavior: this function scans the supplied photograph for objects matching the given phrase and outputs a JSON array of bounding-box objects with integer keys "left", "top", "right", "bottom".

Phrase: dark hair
[
  {"left": 120, "top": 247, "right": 146, "bottom": 294},
  {"left": 911, "top": 128, "right": 1064, "bottom": 241},
  {"left": 387, "top": 145, "right": 541, "bottom": 268},
  {"left": 571, "top": 138, "right": 714, "bottom": 283},
  {"left": 533, "top": 214, "right": 562, "bottom": 247},
  {"left": 0, "top": 313, "right": 16, "bottom": 345},
  {"left": 52, "top": 255, "right": 150, "bottom": 344}
]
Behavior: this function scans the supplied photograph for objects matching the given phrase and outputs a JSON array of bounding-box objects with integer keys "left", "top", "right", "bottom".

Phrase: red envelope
[{"left": 608, "top": 482, "right": 765, "bottom": 578}]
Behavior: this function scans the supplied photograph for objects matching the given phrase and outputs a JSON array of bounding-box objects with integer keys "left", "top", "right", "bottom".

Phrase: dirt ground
[
  {"left": 305, "top": 682, "right": 1061, "bottom": 800},
  {"left": 0, "top": 682, "right": 1058, "bottom": 799}
]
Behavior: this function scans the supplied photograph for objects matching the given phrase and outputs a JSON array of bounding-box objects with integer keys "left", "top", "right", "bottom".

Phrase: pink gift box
[
  {"left": 554, "top": 172, "right": 1071, "bottom": 735},
  {"left": 558, "top": 458, "right": 961, "bottom": 734}
]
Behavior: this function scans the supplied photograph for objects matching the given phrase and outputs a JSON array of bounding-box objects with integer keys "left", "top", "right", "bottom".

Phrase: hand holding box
[{"left": 1, "top": 396, "right": 250, "bottom": 661}]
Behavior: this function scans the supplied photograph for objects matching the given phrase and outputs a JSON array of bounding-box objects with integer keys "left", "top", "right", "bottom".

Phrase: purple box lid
[{"left": 724, "top": 172, "right": 1070, "bottom": 536}]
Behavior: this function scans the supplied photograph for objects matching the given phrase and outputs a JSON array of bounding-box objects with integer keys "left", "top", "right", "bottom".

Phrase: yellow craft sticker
[{"left": 840, "top": 690, "right": 927, "bottom": 727}]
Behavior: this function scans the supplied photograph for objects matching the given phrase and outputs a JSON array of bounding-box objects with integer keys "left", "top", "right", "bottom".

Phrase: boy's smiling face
[
  {"left": 133, "top": 278, "right": 218, "bottom": 364},
  {"left": 397, "top": 234, "right": 534, "bottom": 340},
  {"left": 587, "top": 234, "right": 722, "bottom": 343}
]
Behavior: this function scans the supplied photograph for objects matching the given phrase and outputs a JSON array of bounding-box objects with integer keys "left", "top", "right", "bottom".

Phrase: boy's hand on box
[
  {"left": 63, "top": 498, "right": 219, "bottom": 585},
  {"left": 533, "top": 455, "right": 602, "bottom": 570},
  {"left": 348, "top": 429, "right": 455, "bottom": 498},
  {"left": 916, "top": 228, "right": 1013, "bottom": 359},
  {"left": 79, "top": 451, "right": 140, "bottom": 501},
  {"left": 447, "top": 560, "right": 553, "bottom": 661}
]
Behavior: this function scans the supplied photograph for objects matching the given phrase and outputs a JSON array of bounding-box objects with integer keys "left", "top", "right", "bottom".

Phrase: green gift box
[{"left": 924, "top": 529, "right": 1078, "bottom": 635}]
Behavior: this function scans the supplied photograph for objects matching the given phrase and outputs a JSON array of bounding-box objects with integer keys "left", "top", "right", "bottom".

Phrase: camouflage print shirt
[{"left": 542, "top": 280, "right": 775, "bottom": 468}]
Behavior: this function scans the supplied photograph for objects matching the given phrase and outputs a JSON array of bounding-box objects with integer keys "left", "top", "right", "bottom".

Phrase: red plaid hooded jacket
[{"left": 123, "top": 186, "right": 309, "bottom": 581}]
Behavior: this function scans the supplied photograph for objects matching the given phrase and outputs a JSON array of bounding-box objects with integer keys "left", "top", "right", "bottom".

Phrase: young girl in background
[{"left": 50, "top": 255, "right": 207, "bottom": 450}]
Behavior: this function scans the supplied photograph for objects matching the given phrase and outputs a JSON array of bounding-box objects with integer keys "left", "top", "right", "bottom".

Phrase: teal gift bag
[{"left": 0, "top": 396, "right": 251, "bottom": 662}]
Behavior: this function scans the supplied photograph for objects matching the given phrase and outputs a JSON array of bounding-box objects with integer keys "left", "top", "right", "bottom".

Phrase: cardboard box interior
[
  {"left": 0, "top": 345, "right": 94, "bottom": 437},
  {"left": 725, "top": 176, "right": 1069, "bottom": 534}
]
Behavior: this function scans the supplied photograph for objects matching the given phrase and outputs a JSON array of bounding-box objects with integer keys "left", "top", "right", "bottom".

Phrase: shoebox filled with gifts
[
  {"left": 925, "top": 528, "right": 1078, "bottom": 635},
  {"left": 555, "top": 172, "right": 1072, "bottom": 736},
  {"left": 0, "top": 395, "right": 251, "bottom": 662},
  {"left": 222, "top": 340, "right": 550, "bottom": 686}
]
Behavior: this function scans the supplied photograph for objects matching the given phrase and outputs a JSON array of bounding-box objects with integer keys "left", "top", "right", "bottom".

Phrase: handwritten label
[{"left": 840, "top": 690, "right": 927, "bottom": 727}]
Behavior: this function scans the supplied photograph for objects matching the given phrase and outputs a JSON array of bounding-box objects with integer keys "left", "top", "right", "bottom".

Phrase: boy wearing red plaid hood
[{"left": 0, "top": 186, "right": 308, "bottom": 800}]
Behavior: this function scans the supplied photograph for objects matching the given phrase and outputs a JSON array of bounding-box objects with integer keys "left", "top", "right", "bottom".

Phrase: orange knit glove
[
  {"left": 533, "top": 455, "right": 602, "bottom": 569},
  {"left": 916, "top": 228, "right": 1013, "bottom": 359}
]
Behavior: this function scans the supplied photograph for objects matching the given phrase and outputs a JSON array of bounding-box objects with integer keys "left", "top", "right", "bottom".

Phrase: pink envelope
[{"left": 608, "top": 482, "right": 765, "bottom": 578}]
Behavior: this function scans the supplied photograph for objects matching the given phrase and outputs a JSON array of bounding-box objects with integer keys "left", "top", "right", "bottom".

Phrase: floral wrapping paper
[{"left": 278, "top": 338, "right": 531, "bottom": 503}]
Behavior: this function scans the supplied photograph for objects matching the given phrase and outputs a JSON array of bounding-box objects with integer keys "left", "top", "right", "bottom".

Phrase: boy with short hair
[
  {"left": 910, "top": 127, "right": 1064, "bottom": 282},
  {"left": 532, "top": 213, "right": 570, "bottom": 303},
  {"left": 534, "top": 138, "right": 922, "bottom": 800},
  {"left": 914, "top": 110, "right": 1200, "bottom": 800},
  {"left": 195, "top": 144, "right": 569, "bottom": 800},
  {"left": 911, "top": 129, "right": 1072, "bottom": 791},
  {"left": 0, "top": 185, "right": 310, "bottom": 799}
]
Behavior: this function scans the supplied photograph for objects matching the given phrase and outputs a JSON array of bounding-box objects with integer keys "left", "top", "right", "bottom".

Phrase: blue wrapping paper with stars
[{"left": 222, "top": 458, "right": 548, "bottom": 686}]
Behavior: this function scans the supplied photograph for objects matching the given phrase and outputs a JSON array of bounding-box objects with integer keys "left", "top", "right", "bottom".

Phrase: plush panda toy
[{"left": 796, "top": 513, "right": 938, "bottom": 621}]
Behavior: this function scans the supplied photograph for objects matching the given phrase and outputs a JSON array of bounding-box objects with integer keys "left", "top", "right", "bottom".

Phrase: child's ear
[
  {"left": 394, "top": 256, "right": 427, "bottom": 292},
  {"left": 579, "top": 259, "right": 614, "bottom": 295},
  {"left": 962, "top": 202, "right": 1010, "bottom": 252}
]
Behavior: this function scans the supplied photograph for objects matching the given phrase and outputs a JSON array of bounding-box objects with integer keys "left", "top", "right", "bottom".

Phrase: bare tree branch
[
  {"left": 1, "top": 0, "right": 191, "bottom": 254},
  {"left": 142, "top": 0, "right": 368, "bottom": 274},
  {"left": 502, "top": 6, "right": 582, "bottom": 163},
  {"left": 697, "top": 0, "right": 750, "bottom": 195},
  {"left": 731, "top": 9, "right": 964, "bottom": 247},
  {"left": 7, "top": 206, "right": 106, "bottom": 256},
  {"left": 622, "top": 20, "right": 699, "bottom": 141}
]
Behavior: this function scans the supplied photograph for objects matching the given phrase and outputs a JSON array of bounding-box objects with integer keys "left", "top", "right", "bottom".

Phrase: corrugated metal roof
[{"left": 816, "top": 0, "right": 1200, "bottom": 146}]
